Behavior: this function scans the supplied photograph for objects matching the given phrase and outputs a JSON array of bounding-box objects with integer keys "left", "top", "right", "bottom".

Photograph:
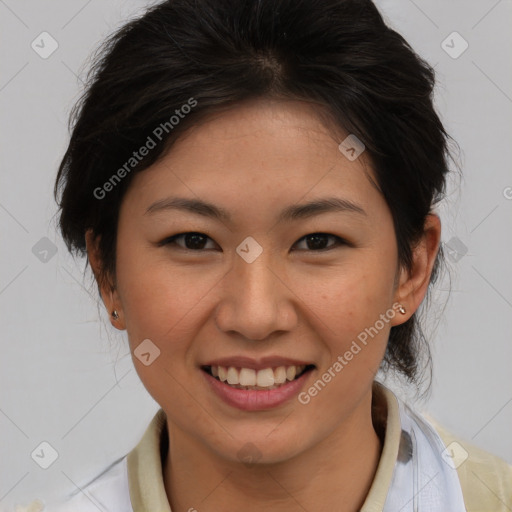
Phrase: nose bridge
[
  {"left": 236, "top": 252, "right": 277, "bottom": 303},
  {"left": 215, "top": 248, "right": 296, "bottom": 340}
]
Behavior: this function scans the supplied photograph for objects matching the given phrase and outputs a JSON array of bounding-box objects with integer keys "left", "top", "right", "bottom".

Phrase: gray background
[{"left": 1, "top": 0, "right": 511, "bottom": 509}]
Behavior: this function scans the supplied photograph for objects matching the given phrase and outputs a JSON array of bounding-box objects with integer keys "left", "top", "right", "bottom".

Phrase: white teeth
[
  {"left": 256, "top": 368, "right": 274, "bottom": 387},
  {"left": 218, "top": 366, "right": 228, "bottom": 382},
  {"left": 286, "top": 366, "right": 296, "bottom": 381},
  {"left": 274, "top": 366, "right": 287, "bottom": 384},
  {"left": 239, "top": 368, "right": 256, "bottom": 386},
  {"left": 227, "top": 367, "right": 239, "bottom": 385},
  {"left": 209, "top": 364, "right": 309, "bottom": 388}
]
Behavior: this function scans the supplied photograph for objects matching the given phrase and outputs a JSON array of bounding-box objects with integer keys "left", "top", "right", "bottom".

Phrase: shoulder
[{"left": 428, "top": 416, "right": 512, "bottom": 512}]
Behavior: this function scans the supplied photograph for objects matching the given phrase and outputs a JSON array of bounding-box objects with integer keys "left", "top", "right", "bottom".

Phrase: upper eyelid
[
  {"left": 159, "top": 232, "right": 218, "bottom": 248},
  {"left": 293, "top": 233, "right": 346, "bottom": 249},
  {"left": 161, "top": 232, "right": 345, "bottom": 249}
]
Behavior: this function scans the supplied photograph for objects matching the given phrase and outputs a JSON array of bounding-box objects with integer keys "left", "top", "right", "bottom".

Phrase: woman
[{"left": 43, "top": 0, "right": 511, "bottom": 510}]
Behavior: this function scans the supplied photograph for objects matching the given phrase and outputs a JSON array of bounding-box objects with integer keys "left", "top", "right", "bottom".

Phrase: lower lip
[{"left": 201, "top": 369, "right": 313, "bottom": 411}]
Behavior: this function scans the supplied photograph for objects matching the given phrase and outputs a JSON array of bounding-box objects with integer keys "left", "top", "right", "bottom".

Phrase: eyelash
[{"left": 158, "top": 232, "right": 349, "bottom": 252}]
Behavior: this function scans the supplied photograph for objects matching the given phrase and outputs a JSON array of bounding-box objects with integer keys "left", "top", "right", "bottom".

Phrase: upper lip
[{"left": 202, "top": 356, "right": 315, "bottom": 371}]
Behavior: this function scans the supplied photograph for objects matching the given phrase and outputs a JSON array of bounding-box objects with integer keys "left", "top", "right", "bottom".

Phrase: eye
[
  {"left": 292, "top": 233, "right": 347, "bottom": 251},
  {"left": 159, "top": 232, "right": 219, "bottom": 251},
  {"left": 159, "top": 232, "right": 347, "bottom": 252}
]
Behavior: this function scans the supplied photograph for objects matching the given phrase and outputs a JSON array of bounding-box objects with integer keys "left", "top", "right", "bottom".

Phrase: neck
[{"left": 163, "top": 387, "right": 383, "bottom": 511}]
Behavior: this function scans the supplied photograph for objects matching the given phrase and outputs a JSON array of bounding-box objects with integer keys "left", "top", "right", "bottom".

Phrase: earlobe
[
  {"left": 392, "top": 214, "right": 441, "bottom": 325},
  {"left": 109, "top": 303, "right": 125, "bottom": 330},
  {"left": 85, "top": 229, "right": 126, "bottom": 330},
  {"left": 106, "top": 288, "right": 125, "bottom": 330}
]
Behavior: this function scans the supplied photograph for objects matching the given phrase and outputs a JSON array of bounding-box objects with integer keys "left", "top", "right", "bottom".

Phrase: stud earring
[
  {"left": 398, "top": 305, "right": 406, "bottom": 315},
  {"left": 111, "top": 310, "right": 119, "bottom": 320}
]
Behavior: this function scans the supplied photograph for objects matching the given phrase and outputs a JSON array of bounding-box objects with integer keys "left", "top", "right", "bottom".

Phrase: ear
[
  {"left": 391, "top": 214, "right": 441, "bottom": 326},
  {"left": 85, "top": 229, "right": 126, "bottom": 330}
]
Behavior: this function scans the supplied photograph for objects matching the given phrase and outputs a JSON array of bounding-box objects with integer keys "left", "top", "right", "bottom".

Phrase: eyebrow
[{"left": 145, "top": 196, "right": 366, "bottom": 222}]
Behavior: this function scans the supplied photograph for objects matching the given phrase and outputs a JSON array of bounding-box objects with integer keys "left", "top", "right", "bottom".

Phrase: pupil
[
  {"left": 186, "top": 233, "right": 206, "bottom": 250},
  {"left": 307, "top": 234, "right": 328, "bottom": 250}
]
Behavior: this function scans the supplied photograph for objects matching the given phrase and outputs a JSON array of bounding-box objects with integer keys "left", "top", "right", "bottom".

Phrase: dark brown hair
[{"left": 54, "top": 0, "right": 455, "bottom": 386}]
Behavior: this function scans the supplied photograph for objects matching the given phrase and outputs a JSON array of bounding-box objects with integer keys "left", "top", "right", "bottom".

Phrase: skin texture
[{"left": 87, "top": 98, "right": 441, "bottom": 511}]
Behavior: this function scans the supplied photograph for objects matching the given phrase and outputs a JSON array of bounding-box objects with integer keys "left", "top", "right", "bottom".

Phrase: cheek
[
  {"left": 115, "top": 256, "right": 216, "bottom": 411},
  {"left": 301, "top": 263, "right": 395, "bottom": 366},
  {"left": 115, "top": 226, "right": 198, "bottom": 321},
  {"left": 115, "top": 246, "right": 220, "bottom": 355}
]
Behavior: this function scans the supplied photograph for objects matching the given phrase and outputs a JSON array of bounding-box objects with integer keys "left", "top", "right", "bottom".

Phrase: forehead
[{"left": 121, "top": 99, "right": 385, "bottom": 221}]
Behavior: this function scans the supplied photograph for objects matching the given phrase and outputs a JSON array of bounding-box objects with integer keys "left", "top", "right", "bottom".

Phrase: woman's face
[{"left": 110, "top": 99, "right": 409, "bottom": 463}]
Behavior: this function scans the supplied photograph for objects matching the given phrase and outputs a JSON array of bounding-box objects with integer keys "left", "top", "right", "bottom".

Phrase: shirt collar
[{"left": 127, "top": 381, "right": 402, "bottom": 511}]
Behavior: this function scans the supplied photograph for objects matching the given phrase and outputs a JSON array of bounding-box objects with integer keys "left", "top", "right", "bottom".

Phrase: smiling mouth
[{"left": 201, "top": 364, "right": 315, "bottom": 391}]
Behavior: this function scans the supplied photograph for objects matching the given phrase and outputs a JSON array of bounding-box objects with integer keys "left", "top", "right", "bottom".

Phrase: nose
[{"left": 214, "top": 252, "right": 298, "bottom": 341}]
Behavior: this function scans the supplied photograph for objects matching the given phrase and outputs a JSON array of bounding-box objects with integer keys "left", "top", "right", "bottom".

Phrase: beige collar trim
[
  {"left": 361, "top": 382, "right": 401, "bottom": 511},
  {"left": 127, "top": 408, "right": 170, "bottom": 512}
]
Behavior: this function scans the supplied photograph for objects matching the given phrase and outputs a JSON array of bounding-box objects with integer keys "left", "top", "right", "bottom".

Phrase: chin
[{"left": 210, "top": 427, "right": 311, "bottom": 467}]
